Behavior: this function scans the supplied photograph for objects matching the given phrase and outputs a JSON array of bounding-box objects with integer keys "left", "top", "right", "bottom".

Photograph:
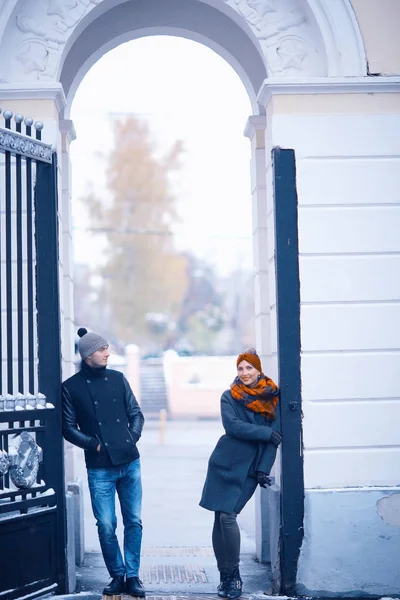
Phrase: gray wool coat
[{"left": 199, "top": 388, "right": 280, "bottom": 514}]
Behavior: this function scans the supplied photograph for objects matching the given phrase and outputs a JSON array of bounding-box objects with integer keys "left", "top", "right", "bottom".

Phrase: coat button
[
  {"left": 105, "top": 377, "right": 108, "bottom": 381},
  {"left": 105, "top": 442, "right": 109, "bottom": 447},
  {"left": 86, "top": 380, "right": 90, "bottom": 383},
  {"left": 113, "top": 398, "right": 116, "bottom": 402},
  {"left": 99, "top": 422, "right": 102, "bottom": 426},
  {"left": 116, "top": 418, "right": 120, "bottom": 423},
  {"left": 126, "top": 439, "right": 130, "bottom": 443},
  {"left": 94, "top": 401, "right": 98, "bottom": 405}
]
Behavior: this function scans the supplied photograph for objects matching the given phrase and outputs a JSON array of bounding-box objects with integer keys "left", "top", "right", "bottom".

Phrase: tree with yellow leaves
[{"left": 81, "top": 116, "right": 188, "bottom": 352}]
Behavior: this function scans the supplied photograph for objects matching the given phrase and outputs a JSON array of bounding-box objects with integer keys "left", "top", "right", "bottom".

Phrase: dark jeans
[
  {"left": 87, "top": 458, "right": 142, "bottom": 578},
  {"left": 212, "top": 511, "right": 241, "bottom": 571}
]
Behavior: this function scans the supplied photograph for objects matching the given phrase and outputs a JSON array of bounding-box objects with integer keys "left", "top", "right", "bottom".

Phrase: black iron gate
[{"left": 0, "top": 109, "right": 66, "bottom": 598}]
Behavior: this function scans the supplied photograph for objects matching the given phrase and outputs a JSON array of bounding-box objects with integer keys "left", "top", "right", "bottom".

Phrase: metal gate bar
[
  {"left": 15, "top": 114, "right": 24, "bottom": 392},
  {"left": 26, "top": 120, "right": 35, "bottom": 394},
  {"left": 4, "top": 113, "right": 13, "bottom": 392}
]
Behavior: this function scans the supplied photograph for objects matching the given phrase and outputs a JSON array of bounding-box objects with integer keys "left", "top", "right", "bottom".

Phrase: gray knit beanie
[{"left": 77, "top": 327, "right": 108, "bottom": 359}]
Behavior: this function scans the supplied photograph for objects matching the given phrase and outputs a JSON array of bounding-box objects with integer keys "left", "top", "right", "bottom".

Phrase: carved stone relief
[
  {"left": 225, "top": 0, "right": 324, "bottom": 76},
  {"left": 8, "top": 432, "right": 43, "bottom": 488},
  {"left": 0, "top": 0, "right": 101, "bottom": 82},
  {"left": 0, "top": 449, "right": 9, "bottom": 476},
  {"left": 0, "top": 432, "right": 43, "bottom": 488},
  {"left": 0, "top": 0, "right": 324, "bottom": 83}
]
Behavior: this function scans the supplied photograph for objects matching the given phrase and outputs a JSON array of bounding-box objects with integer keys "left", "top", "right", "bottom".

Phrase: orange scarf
[{"left": 230, "top": 375, "right": 279, "bottom": 420}]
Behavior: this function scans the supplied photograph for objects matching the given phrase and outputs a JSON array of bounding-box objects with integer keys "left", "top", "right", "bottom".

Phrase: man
[{"left": 62, "top": 327, "right": 145, "bottom": 597}]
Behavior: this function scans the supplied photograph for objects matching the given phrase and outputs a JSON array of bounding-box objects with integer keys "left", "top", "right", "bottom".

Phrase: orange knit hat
[{"left": 236, "top": 347, "right": 262, "bottom": 372}]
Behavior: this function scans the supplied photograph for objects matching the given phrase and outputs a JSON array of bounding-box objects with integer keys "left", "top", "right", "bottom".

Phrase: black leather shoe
[
  {"left": 103, "top": 575, "right": 125, "bottom": 595},
  {"left": 126, "top": 576, "right": 146, "bottom": 597}
]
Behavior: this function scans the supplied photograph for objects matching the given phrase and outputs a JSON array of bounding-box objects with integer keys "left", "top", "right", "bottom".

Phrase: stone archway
[
  {"left": 5, "top": 2, "right": 400, "bottom": 599},
  {"left": 0, "top": 0, "right": 366, "bottom": 109}
]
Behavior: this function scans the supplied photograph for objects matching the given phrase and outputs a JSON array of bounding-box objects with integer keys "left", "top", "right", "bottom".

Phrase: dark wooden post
[{"left": 273, "top": 147, "right": 304, "bottom": 596}]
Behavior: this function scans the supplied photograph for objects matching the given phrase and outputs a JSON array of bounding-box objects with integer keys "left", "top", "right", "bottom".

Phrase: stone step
[{"left": 139, "top": 362, "right": 169, "bottom": 416}]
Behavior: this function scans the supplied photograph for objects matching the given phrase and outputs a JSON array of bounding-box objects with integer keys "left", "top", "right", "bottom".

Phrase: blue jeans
[{"left": 87, "top": 458, "right": 142, "bottom": 578}]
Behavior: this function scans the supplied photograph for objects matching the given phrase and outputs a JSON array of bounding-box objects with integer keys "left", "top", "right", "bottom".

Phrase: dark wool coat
[
  {"left": 200, "top": 389, "right": 280, "bottom": 513},
  {"left": 62, "top": 361, "right": 144, "bottom": 468}
]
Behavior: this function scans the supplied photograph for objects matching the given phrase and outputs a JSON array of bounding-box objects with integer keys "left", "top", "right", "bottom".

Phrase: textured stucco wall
[{"left": 297, "top": 489, "right": 400, "bottom": 596}]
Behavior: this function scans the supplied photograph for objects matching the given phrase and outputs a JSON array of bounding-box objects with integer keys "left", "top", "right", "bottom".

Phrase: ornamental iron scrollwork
[
  {"left": 0, "top": 450, "right": 10, "bottom": 476},
  {"left": 8, "top": 432, "right": 43, "bottom": 488},
  {"left": 0, "top": 127, "right": 52, "bottom": 163}
]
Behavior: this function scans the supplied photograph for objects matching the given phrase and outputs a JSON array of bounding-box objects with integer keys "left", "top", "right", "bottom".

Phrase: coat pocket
[
  {"left": 208, "top": 435, "right": 244, "bottom": 469},
  {"left": 126, "top": 426, "right": 134, "bottom": 442},
  {"left": 126, "top": 426, "right": 138, "bottom": 448},
  {"left": 212, "top": 436, "right": 258, "bottom": 472}
]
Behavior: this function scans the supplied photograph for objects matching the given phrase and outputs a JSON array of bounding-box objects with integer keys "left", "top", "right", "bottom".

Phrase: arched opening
[
  {"left": 60, "top": 0, "right": 268, "bottom": 117},
  {"left": 68, "top": 34, "right": 269, "bottom": 595}
]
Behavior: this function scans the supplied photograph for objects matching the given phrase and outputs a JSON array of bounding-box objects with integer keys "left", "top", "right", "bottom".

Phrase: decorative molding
[
  {"left": 306, "top": 0, "right": 367, "bottom": 76},
  {"left": 17, "top": 41, "right": 49, "bottom": 75},
  {"left": 0, "top": 0, "right": 17, "bottom": 44},
  {"left": 0, "top": 0, "right": 101, "bottom": 83},
  {"left": 47, "top": 0, "right": 78, "bottom": 21},
  {"left": 8, "top": 432, "right": 43, "bottom": 489},
  {"left": 59, "top": 118, "right": 76, "bottom": 143},
  {"left": 244, "top": 114, "right": 266, "bottom": 139},
  {"left": 0, "top": 81, "right": 66, "bottom": 112},
  {"left": 0, "top": 432, "right": 44, "bottom": 488},
  {"left": 0, "top": 0, "right": 366, "bottom": 84},
  {"left": 224, "top": 0, "right": 325, "bottom": 76},
  {"left": 0, "top": 449, "right": 9, "bottom": 475},
  {"left": 257, "top": 76, "right": 400, "bottom": 107},
  {"left": 0, "top": 126, "right": 53, "bottom": 162}
]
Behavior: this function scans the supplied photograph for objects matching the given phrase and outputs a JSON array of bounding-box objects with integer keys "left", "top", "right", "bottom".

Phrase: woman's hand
[
  {"left": 270, "top": 431, "right": 282, "bottom": 447},
  {"left": 256, "top": 471, "right": 272, "bottom": 488}
]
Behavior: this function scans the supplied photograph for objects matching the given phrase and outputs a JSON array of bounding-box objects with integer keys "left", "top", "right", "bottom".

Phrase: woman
[{"left": 199, "top": 348, "right": 281, "bottom": 599}]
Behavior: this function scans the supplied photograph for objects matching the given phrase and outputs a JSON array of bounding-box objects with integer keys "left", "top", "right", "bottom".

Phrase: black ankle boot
[
  {"left": 226, "top": 567, "right": 242, "bottom": 599},
  {"left": 126, "top": 576, "right": 146, "bottom": 597},
  {"left": 103, "top": 575, "right": 125, "bottom": 595},
  {"left": 217, "top": 569, "right": 230, "bottom": 598}
]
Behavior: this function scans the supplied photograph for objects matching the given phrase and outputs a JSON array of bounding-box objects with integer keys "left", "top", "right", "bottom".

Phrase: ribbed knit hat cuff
[
  {"left": 81, "top": 339, "right": 108, "bottom": 359},
  {"left": 77, "top": 328, "right": 108, "bottom": 359},
  {"left": 236, "top": 349, "right": 262, "bottom": 373}
]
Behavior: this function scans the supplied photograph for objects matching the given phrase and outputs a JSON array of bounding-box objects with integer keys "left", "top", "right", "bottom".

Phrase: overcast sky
[{"left": 70, "top": 36, "right": 254, "bottom": 276}]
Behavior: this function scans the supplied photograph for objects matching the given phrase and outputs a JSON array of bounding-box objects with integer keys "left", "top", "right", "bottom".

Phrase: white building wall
[
  {"left": 60, "top": 120, "right": 77, "bottom": 381},
  {"left": 261, "top": 86, "right": 400, "bottom": 594},
  {"left": 271, "top": 106, "right": 400, "bottom": 488}
]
